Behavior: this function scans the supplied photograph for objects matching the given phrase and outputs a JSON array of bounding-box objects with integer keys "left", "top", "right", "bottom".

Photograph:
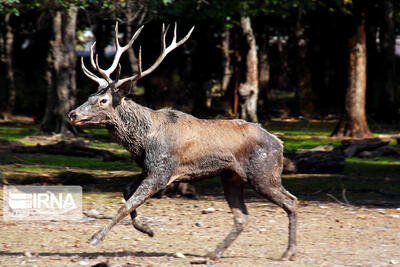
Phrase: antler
[
  {"left": 115, "top": 23, "right": 194, "bottom": 88},
  {"left": 81, "top": 57, "right": 108, "bottom": 87},
  {"left": 81, "top": 22, "right": 194, "bottom": 89},
  {"left": 81, "top": 22, "right": 144, "bottom": 87}
]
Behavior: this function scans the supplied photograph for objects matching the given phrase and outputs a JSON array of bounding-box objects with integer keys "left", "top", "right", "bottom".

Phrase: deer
[{"left": 68, "top": 22, "right": 297, "bottom": 261}]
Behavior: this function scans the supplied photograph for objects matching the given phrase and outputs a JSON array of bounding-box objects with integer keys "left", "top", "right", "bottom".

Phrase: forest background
[{"left": 1, "top": 0, "right": 399, "bottom": 138}]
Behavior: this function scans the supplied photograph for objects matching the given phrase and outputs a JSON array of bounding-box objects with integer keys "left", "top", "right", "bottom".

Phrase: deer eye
[{"left": 100, "top": 99, "right": 108, "bottom": 104}]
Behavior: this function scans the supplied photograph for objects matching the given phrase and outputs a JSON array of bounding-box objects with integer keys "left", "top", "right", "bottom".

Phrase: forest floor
[
  {"left": 0, "top": 120, "right": 400, "bottom": 266},
  {"left": 1, "top": 191, "right": 400, "bottom": 267}
]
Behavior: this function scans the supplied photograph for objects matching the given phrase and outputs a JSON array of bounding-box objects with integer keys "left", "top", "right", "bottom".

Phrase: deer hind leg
[
  {"left": 206, "top": 174, "right": 249, "bottom": 261},
  {"left": 248, "top": 155, "right": 297, "bottom": 261},
  {"left": 123, "top": 174, "right": 154, "bottom": 237}
]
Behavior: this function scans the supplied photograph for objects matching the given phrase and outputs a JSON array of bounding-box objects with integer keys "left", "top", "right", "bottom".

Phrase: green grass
[
  {"left": 0, "top": 124, "right": 37, "bottom": 140},
  {"left": 280, "top": 137, "right": 341, "bottom": 150},
  {"left": 1, "top": 154, "right": 140, "bottom": 172},
  {"left": 87, "top": 141, "right": 124, "bottom": 151},
  {"left": 267, "top": 120, "right": 335, "bottom": 136},
  {"left": 344, "top": 157, "right": 400, "bottom": 178}
]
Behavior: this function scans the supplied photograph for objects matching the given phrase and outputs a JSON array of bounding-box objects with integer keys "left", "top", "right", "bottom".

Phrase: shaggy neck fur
[{"left": 106, "top": 98, "right": 153, "bottom": 163}]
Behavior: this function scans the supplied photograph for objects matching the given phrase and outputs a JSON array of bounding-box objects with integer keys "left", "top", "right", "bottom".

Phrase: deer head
[{"left": 68, "top": 22, "right": 194, "bottom": 126}]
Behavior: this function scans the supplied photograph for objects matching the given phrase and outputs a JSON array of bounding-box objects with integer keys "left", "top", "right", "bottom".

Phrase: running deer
[{"left": 68, "top": 22, "right": 297, "bottom": 261}]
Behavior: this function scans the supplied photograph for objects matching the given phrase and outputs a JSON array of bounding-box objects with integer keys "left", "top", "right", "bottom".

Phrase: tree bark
[
  {"left": 4, "top": 13, "right": 16, "bottom": 114},
  {"left": 332, "top": 16, "right": 371, "bottom": 138},
  {"left": 93, "top": 19, "right": 111, "bottom": 66},
  {"left": 257, "top": 29, "right": 270, "bottom": 120},
  {"left": 232, "top": 30, "right": 240, "bottom": 116},
  {"left": 238, "top": 16, "right": 258, "bottom": 122},
  {"left": 40, "top": 8, "right": 78, "bottom": 135},
  {"left": 258, "top": 31, "right": 269, "bottom": 97},
  {"left": 379, "top": 0, "right": 396, "bottom": 121},
  {"left": 221, "top": 26, "right": 232, "bottom": 94},
  {"left": 292, "top": 7, "right": 312, "bottom": 115}
]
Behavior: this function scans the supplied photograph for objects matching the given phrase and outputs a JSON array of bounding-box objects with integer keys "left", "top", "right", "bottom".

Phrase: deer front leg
[
  {"left": 124, "top": 175, "right": 154, "bottom": 237},
  {"left": 88, "top": 174, "right": 169, "bottom": 245}
]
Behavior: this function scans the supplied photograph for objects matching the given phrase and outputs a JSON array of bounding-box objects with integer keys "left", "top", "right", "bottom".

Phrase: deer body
[
  {"left": 107, "top": 98, "right": 283, "bottom": 184},
  {"left": 68, "top": 23, "right": 297, "bottom": 261}
]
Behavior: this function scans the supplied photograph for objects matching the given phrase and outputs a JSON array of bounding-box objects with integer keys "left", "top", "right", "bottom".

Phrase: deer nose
[{"left": 68, "top": 111, "right": 77, "bottom": 122}]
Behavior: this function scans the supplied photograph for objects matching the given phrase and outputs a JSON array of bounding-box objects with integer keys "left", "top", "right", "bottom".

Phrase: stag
[{"left": 68, "top": 22, "right": 297, "bottom": 261}]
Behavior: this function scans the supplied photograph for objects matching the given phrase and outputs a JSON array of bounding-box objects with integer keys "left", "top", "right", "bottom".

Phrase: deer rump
[{"left": 153, "top": 110, "right": 284, "bottom": 185}]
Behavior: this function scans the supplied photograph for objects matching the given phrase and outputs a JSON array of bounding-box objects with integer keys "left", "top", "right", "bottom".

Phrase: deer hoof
[
  {"left": 132, "top": 220, "right": 154, "bottom": 237},
  {"left": 88, "top": 230, "right": 104, "bottom": 245},
  {"left": 280, "top": 250, "right": 296, "bottom": 261},
  {"left": 205, "top": 251, "right": 220, "bottom": 262}
]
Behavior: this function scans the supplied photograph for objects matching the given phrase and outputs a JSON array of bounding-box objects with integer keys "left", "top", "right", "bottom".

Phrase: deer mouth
[{"left": 73, "top": 118, "right": 101, "bottom": 126}]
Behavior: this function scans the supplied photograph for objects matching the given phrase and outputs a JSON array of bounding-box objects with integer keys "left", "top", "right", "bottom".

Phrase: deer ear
[{"left": 115, "top": 80, "right": 133, "bottom": 98}]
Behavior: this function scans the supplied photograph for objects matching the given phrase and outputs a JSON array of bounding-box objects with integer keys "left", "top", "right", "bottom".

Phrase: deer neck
[{"left": 106, "top": 98, "right": 153, "bottom": 162}]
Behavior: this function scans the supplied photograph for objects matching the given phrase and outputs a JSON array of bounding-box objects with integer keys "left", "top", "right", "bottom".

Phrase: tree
[
  {"left": 40, "top": 6, "right": 78, "bottom": 135},
  {"left": 378, "top": 0, "right": 396, "bottom": 121},
  {"left": 238, "top": 16, "right": 258, "bottom": 122},
  {"left": 2, "top": 13, "right": 16, "bottom": 116},
  {"left": 332, "top": 10, "right": 372, "bottom": 138}
]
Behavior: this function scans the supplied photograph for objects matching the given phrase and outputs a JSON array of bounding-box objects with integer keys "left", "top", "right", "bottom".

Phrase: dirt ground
[{"left": 1, "top": 189, "right": 400, "bottom": 267}]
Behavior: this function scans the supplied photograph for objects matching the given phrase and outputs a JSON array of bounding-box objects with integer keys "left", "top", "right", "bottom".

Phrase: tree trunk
[
  {"left": 221, "top": 26, "right": 232, "bottom": 94},
  {"left": 238, "top": 16, "right": 258, "bottom": 122},
  {"left": 258, "top": 32, "right": 269, "bottom": 95},
  {"left": 4, "top": 13, "right": 16, "bottom": 114},
  {"left": 93, "top": 20, "right": 111, "bottom": 65},
  {"left": 332, "top": 17, "right": 371, "bottom": 138},
  {"left": 257, "top": 30, "right": 270, "bottom": 119},
  {"left": 40, "top": 8, "right": 78, "bottom": 135},
  {"left": 292, "top": 7, "right": 312, "bottom": 115},
  {"left": 232, "top": 30, "right": 240, "bottom": 116},
  {"left": 379, "top": 0, "right": 396, "bottom": 121}
]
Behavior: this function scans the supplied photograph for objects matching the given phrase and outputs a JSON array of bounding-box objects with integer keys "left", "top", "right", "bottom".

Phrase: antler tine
[
  {"left": 94, "top": 23, "right": 144, "bottom": 81},
  {"left": 95, "top": 54, "right": 112, "bottom": 83},
  {"left": 115, "top": 63, "right": 122, "bottom": 82},
  {"left": 138, "top": 46, "right": 142, "bottom": 75},
  {"left": 81, "top": 57, "right": 108, "bottom": 87},
  {"left": 115, "top": 24, "right": 194, "bottom": 88},
  {"left": 114, "top": 22, "right": 120, "bottom": 48},
  {"left": 161, "top": 23, "right": 170, "bottom": 52},
  {"left": 90, "top": 42, "right": 97, "bottom": 70}
]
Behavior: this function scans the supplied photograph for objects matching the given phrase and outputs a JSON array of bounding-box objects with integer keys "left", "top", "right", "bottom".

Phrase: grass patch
[
  {"left": 0, "top": 154, "right": 140, "bottom": 172},
  {"left": 344, "top": 157, "right": 400, "bottom": 178},
  {"left": 87, "top": 141, "right": 124, "bottom": 151},
  {"left": 281, "top": 137, "right": 341, "bottom": 150},
  {"left": 0, "top": 124, "right": 38, "bottom": 140},
  {"left": 267, "top": 120, "right": 335, "bottom": 136}
]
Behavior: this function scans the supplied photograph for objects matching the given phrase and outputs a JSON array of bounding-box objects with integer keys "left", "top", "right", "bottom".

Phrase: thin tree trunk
[
  {"left": 221, "top": 26, "right": 232, "bottom": 94},
  {"left": 379, "top": 0, "right": 396, "bottom": 121},
  {"left": 292, "top": 7, "right": 312, "bottom": 115},
  {"left": 332, "top": 17, "right": 371, "bottom": 138},
  {"left": 232, "top": 30, "right": 240, "bottom": 116},
  {"left": 258, "top": 31, "right": 270, "bottom": 118},
  {"left": 40, "top": 8, "right": 78, "bottom": 135},
  {"left": 93, "top": 20, "right": 110, "bottom": 65},
  {"left": 239, "top": 16, "right": 258, "bottom": 122},
  {"left": 4, "top": 13, "right": 16, "bottom": 114}
]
